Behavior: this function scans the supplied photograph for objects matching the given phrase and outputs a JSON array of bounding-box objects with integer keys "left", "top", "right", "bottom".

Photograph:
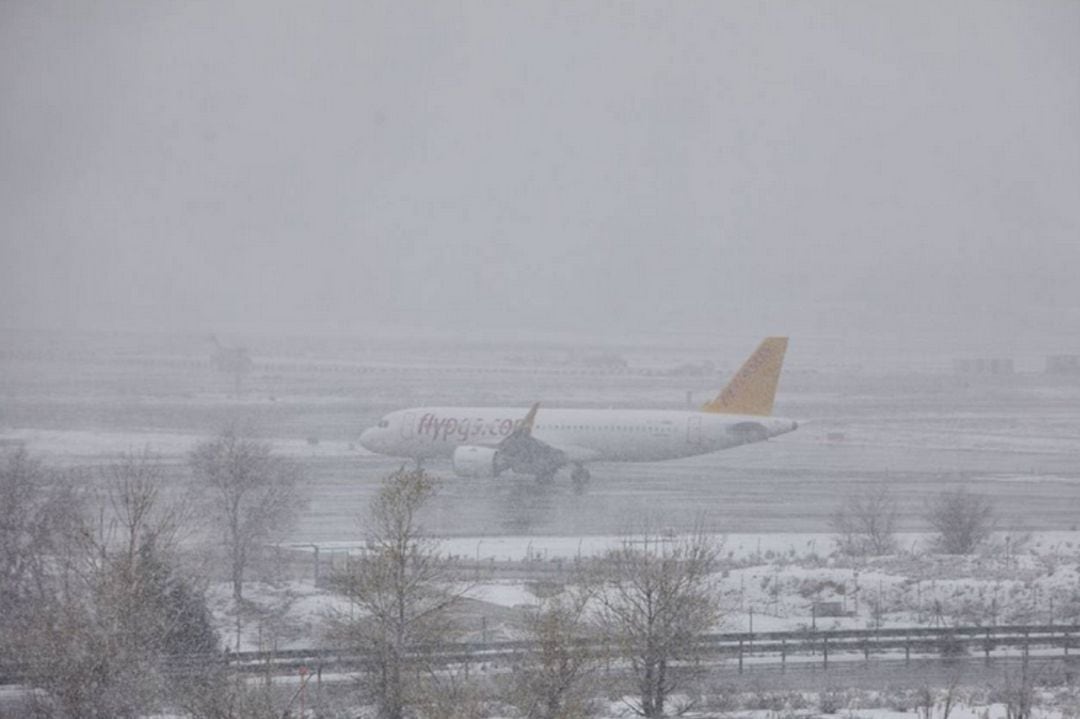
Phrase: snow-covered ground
[
  {"left": 293, "top": 529, "right": 1080, "bottom": 565},
  {"left": 237, "top": 530, "right": 1080, "bottom": 653}
]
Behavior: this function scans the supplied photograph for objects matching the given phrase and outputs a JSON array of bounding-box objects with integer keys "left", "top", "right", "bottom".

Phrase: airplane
[{"left": 358, "top": 337, "right": 798, "bottom": 488}]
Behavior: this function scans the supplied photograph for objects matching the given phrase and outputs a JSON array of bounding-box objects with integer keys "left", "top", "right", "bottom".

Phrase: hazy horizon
[{"left": 3, "top": 1, "right": 1078, "bottom": 348}]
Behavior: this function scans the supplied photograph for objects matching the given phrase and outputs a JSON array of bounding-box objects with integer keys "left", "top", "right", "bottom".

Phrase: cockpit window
[{"left": 378, "top": 420, "right": 389, "bottom": 428}]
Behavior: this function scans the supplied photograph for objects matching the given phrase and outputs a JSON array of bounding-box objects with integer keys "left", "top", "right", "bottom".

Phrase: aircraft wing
[
  {"left": 541, "top": 443, "right": 600, "bottom": 463},
  {"left": 490, "top": 402, "right": 574, "bottom": 474}
]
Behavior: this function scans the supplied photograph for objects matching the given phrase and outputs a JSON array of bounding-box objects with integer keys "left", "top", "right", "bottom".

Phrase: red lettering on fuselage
[{"left": 415, "top": 413, "right": 520, "bottom": 443}]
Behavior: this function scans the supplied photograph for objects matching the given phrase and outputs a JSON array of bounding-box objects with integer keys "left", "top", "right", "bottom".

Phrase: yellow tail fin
[{"left": 703, "top": 337, "right": 788, "bottom": 416}]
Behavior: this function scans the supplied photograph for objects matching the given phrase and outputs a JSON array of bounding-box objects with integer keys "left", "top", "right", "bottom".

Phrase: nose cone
[{"left": 359, "top": 427, "right": 380, "bottom": 453}]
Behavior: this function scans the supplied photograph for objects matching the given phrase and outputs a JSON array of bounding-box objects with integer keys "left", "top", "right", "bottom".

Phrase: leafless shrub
[
  {"left": 830, "top": 484, "right": 898, "bottom": 556},
  {"left": 178, "top": 672, "right": 301, "bottom": 719},
  {"left": 416, "top": 670, "right": 494, "bottom": 719},
  {"left": 882, "top": 687, "right": 917, "bottom": 712},
  {"left": 701, "top": 683, "right": 739, "bottom": 713},
  {"left": 744, "top": 683, "right": 785, "bottom": 712},
  {"left": 926, "top": 488, "right": 994, "bottom": 555},
  {"left": 817, "top": 687, "right": 844, "bottom": 714}
]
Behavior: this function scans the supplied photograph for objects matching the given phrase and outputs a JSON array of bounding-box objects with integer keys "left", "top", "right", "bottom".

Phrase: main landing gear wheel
[{"left": 570, "top": 464, "right": 590, "bottom": 493}]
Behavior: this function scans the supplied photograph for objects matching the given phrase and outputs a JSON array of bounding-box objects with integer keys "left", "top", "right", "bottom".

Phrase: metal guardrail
[
  {"left": 199, "top": 623, "right": 1079, "bottom": 676},
  {"left": 4, "top": 624, "right": 1075, "bottom": 685}
]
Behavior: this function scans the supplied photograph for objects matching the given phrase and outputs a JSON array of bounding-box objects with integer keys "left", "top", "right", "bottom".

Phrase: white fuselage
[{"left": 359, "top": 407, "right": 798, "bottom": 464}]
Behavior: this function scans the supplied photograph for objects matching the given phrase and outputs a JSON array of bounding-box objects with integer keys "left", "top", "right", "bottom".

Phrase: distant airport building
[
  {"left": 952, "top": 358, "right": 1014, "bottom": 375},
  {"left": 1045, "top": 354, "right": 1080, "bottom": 375}
]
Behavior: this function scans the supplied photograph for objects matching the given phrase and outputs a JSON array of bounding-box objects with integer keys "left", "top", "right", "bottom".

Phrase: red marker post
[{"left": 298, "top": 665, "right": 309, "bottom": 717}]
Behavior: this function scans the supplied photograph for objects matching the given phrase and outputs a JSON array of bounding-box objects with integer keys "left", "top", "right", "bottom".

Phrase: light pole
[{"left": 308, "top": 544, "right": 320, "bottom": 587}]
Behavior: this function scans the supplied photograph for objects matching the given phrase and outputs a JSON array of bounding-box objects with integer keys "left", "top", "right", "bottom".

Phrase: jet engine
[
  {"left": 728, "top": 421, "right": 769, "bottom": 444},
  {"left": 452, "top": 445, "right": 505, "bottom": 478}
]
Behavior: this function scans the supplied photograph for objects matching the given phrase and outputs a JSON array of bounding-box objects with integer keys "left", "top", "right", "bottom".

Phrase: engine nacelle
[
  {"left": 452, "top": 445, "right": 504, "bottom": 478},
  {"left": 728, "top": 421, "right": 769, "bottom": 444}
]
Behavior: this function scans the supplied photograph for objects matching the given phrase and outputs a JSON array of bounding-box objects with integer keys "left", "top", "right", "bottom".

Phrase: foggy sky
[{"left": 2, "top": 1, "right": 1078, "bottom": 341}]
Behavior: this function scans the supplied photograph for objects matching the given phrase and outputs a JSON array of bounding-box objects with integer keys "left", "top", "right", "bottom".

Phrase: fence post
[
  {"left": 985, "top": 628, "right": 991, "bottom": 666},
  {"left": 904, "top": 635, "right": 910, "bottom": 665},
  {"left": 781, "top": 638, "right": 786, "bottom": 673},
  {"left": 738, "top": 639, "right": 743, "bottom": 674},
  {"left": 823, "top": 636, "right": 829, "bottom": 670}
]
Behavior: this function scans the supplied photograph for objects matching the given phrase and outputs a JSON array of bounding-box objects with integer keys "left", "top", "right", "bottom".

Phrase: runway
[{"left": 2, "top": 331, "right": 1079, "bottom": 542}]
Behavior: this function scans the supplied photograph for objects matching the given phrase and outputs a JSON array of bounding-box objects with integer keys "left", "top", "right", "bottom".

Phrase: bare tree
[
  {"left": 830, "top": 484, "right": 898, "bottom": 556},
  {"left": 326, "top": 467, "right": 466, "bottom": 719},
  {"left": 925, "top": 488, "right": 994, "bottom": 555},
  {"left": 190, "top": 431, "right": 302, "bottom": 601},
  {"left": 23, "top": 452, "right": 217, "bottom": 719},
  {"left": 0, "top": 448, "right": 56, "bottom": 657},
  {"left": 95, "top": 450, "right": 196, "bottom": 571},
  {"left": 594, "top": 528, "right": 723, "bottom": 718},
  {"left": 510, "top": 581, "right": 601, "bottom": 719}
]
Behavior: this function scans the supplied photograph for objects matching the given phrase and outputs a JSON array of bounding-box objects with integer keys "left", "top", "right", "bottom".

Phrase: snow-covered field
[
  {"left": 204, "top": 525, "right": 1080, "bottom": 716},
  {"left": 238, "top": 529, "right": 1080, "bottom": 653}
]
